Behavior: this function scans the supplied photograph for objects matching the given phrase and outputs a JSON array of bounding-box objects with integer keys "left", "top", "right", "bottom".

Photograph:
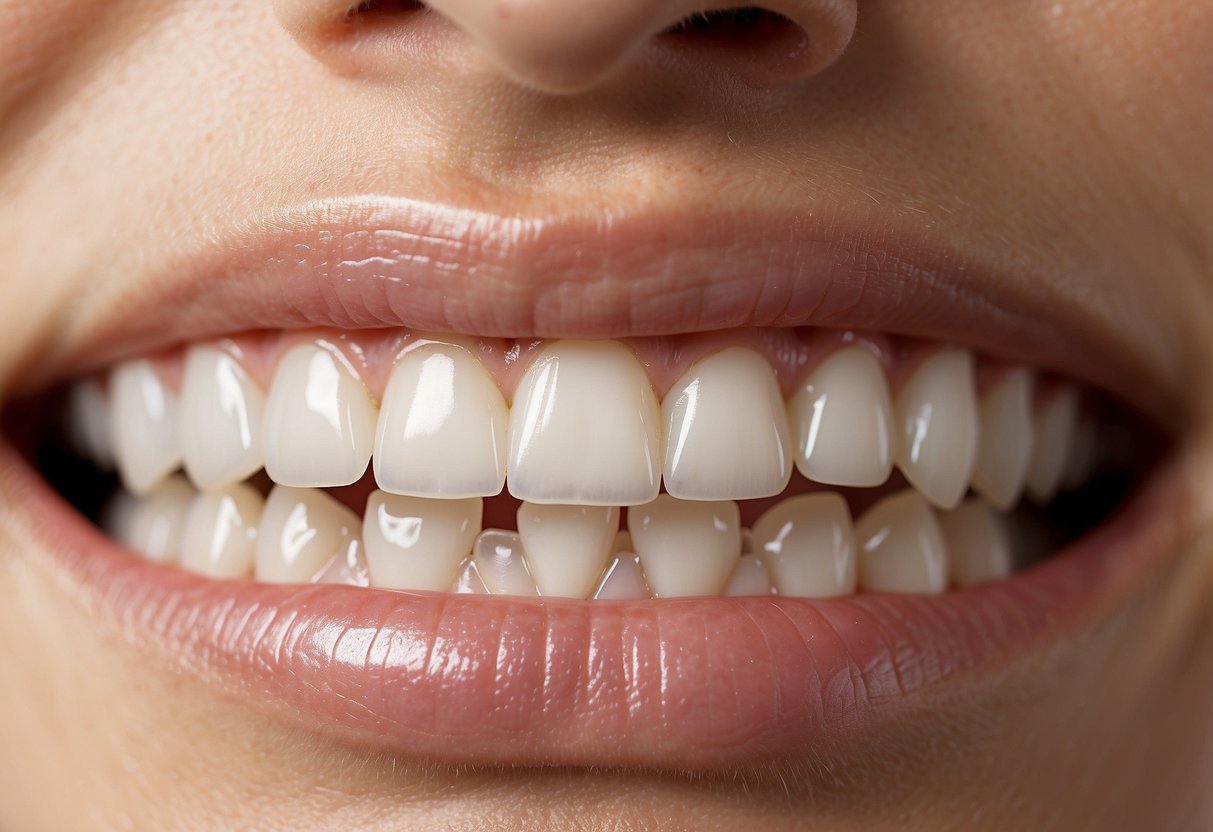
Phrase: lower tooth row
[{"left": 106, "top": 480, "right": 1016, "bottom": 598}]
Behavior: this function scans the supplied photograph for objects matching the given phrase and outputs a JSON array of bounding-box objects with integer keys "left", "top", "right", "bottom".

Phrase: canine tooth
[
  {"left": 937, "top": 499, "right": 1013, "bottom": 587},
  {"left": 1026, "top": 386, "right": 1079, "bottom": 503},
  {"left": 362, "top": 491, "right": 481, "bottom": 591},
  {"left": 262, "top": 343, "right": 377, "bottom": 488},
  {"left": 628, "top": 495, "right": 740, "bottom": 598},
  {"left": 507, "top": 340, "right": 661, "bottom": 506},
  {"left": 180, "top": 345, "right": 266, "bottom": 490},
  {"left": 517, "top": 502, "right": 618, "bottom": 598},
  {"left": 375, "top": 343, "right": 508, "bottom": 498},
  {"left": 789, "top": 346, "right": 895, "bottom": 487},
  {"left": 255, "top": 485, "right": 361, "bottom": 584},
  {"left": 855, "top": 490, "right": 949, "bottom": 594},
  {"left": 752, "top": 493, "right": 856, "bottom": 598},
  {"left": 593, "top": 554, "right": 650, "bottom": 600},
  {"left": 67, "top": 379, "right": 114, "bottom": 467},
  {"left": 662, "top": 347, "right": 791, "bottom": 500},
  {"left": 453, "top": 559, "right": 489, "bottom": 594},
  {"left": 971, "top": 370, "right": 1034, "bottom": 510},
  {"left": 894, "top": 349, "right": 979, "bottom": 509},
  {"left": 126, "top": 475, "right": 196, "bottom": 563},
  {"left": 180, "top": 483, "right": 264, "bottom": 579},
  {"left": 723, "top": 555, "right": 772, "bottom": 597},
  {"left": 473, "top": 530, "right": 539, "bottom": 596},
  {"left": 110, "top": 359, "right": 182, "bottom": 495}
]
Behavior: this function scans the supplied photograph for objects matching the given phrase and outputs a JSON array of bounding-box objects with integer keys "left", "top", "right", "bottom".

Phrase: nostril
[
  {"left": 344, "top": 0, "right": 426, "bottom": 22},
  {"left": 658, "top": 6, "right": 819, "bottom": 86},
  {"left": 664, "top": 8, "right": 794, "bottom": 41}
]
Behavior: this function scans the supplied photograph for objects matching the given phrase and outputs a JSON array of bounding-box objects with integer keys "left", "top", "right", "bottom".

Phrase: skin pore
[{"left": 1, "top": 0, "right": 1212, "bottom": 829}]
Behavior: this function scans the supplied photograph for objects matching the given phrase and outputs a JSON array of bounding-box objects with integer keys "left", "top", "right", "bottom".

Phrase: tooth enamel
[
  {"left": 894, "top": 349, "right": 979, "bottom": 509},
  {"left": 313, "top": 540, "right": 371, "bottom": 587},
  {"left": 971, "top": 369, "right": 1034, "bottom": 510},
  {"left": 374, "top": 342, "right": 508, "bottom": 498},
  {"left": 855, "top": 489, "right": 950, "bottom": 594},
  {"left": 453, "top": 559, "right": 489, "bottom": 594},
  {"left": 255, "top": 485, "right": 362, "bottom": 584},
  {"left": 180, "top": 483, "right": 264, "bottom": 579},
  {"left": 67, "top": 379, "right": 114, "bottom": 468},
  {"left": 102, "top": 490, "right": 142, "bottom": 547},
  {"left": 937, "top": 499, "right": 1013, "bottom": 587},
  {"left": 472, "top": 530, "right": 539, "bottom": 596},
  {"left": 180, "top": 345, "right": 266, "bottom": 490},
  {"left": 109, "top": 359, "right": 182, "bottom": 495},
  {"left": 592, "top": 553, "right": 650, "bottom": 600},
  {"left": 752, "top": 493, "right": 856, "bottom": 598},
  {"left": 517, "top": 502, "right": 619, "bottom": 598},
  {"left": 723, "top": 555, "right": 772, "bottom": 597},
  {"left": 628, "top": 495, "right": 741, "bottom": 598},
  {"left": 507, "top": 340, "right": 662, "bottom": 506},
  {"left": 789, "top": 346, "right": 895, "bottom": 488},
  {"left": 262, "top": 343, "right": 378, "bottom": 488},
  {"left": 125, "top": 475, "right": 196, "bottom": 564},
  {"left": 362, "top": 490, "right": 482, "bottom": 591},
  {"left": 662, "top": 347, "right": 792, "bottom": 500},
  {"left": 1025, "top": 386, "right": 1079, "bottom": 503}
]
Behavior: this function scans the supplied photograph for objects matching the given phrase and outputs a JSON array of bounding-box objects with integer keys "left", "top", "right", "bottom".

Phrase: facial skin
[{"left": 1, "top": 0, "right": 1211, "bottom": 829}]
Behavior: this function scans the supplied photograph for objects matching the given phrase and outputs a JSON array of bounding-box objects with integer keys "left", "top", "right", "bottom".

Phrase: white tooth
[
  {"left": 110, "top": 359, "right": 182, "bottom": 495},
  {"left": 723, "top": 555, "right": 772, "bottom": 597},
  {"left": 855, "top": 490, "right": 949, "bottom": 594},
  {"left": 255, "top": 485, "right": 361, "bottom": 584},
  {"left": 789, "top": 346, "right": 895, "bottom": 488},
  {"left": 180, "top": 345, "right": 266, "bottom": 491},
  {"left": 628, "top": 495, "right": 741, "bottom": 598},
  {"left": 937, "top": 499, "right": 1013, "bottom": 587},
  {"left": 262, "top": 343, "right": 378, "bottom": 488},
  {"left": 67, "top": 379, "right": 114, "bottom": 468},
  {"left": 592, "top": 554, "right": 650, "bottom": 600},
  {"left": 374, "top": 343, "right": 508, "bottom": 498},
  {"left": 473, "top": 530, "right": 538, "bottom": 596},
  {"left": 517, "top": 502, "right": 618, "bottom": 598},
  {"left": 180, "top": 483, "right": 264, "bottom": 579},
  {"left": 362, "top": 490, "right": 482, "bottom": 591},
  {"left": 1025, "top": 386, "right": 1079, "bottom": 503},
  {"left": 662, "top": 347, "right": 792, "bottom": 501},
  {"left": 1062, "top": 417, "right": 1098, "bottom": 491},
  {"left": 971, "top": 370, "right": 1034, "bottom": 510},
  {"left": 102, "top": 490, "right": 141, "bottom": 547},
  {"left": 752, "top": 493, "right": 856, "bottom": 598},
  {"left": 894, "top": 349, "right": 979, "bottom": 509},
  {"left": 507, "top": 340, "right": 661, "bottom": 506},
  {"left": 611, "top": 530, "right": 634, "bottom": 554},
  {"left": 453, "top": 559, "right": 489, "bottom": 594},
  {"left": 126, "top": 475, "right": 196, "bottom": 563},
  {"left": 313, "top": 540, "right": 370, "bottom": 587}
]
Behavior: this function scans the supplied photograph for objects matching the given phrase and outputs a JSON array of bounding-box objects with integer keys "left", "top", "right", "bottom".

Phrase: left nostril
[{"left": 344, "top": 0, "right": 427, "bottom": 23}]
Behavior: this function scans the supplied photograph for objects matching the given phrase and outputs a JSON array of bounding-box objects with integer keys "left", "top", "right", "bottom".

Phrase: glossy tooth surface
[
  {"left": 629, "top": 495, "right": 741, "bottom": 598},
  {"left": 507, "top": 340, "right": 661, "bottom": 506},
  {"left": 262, "top": 343, "right": 378, "bottom": 488},
  {"left": 971, "top": 370, "right": 1034, "bottom": 510},
  {"left": 662, "top": 347, "right": 792, "bottom": 500},
  {"left": 723, "top": 555, "right": 772, "bottom": 597},
  {"left": 752, "top": 493, "right": 856, "bottom": 598},
  {"left": 67, "top": 379, "right": 113, "bottom": 468},
  {"left": 453, "top": 559, "right": 489, "bottom": 594},
  {"left": 314, "top": 541, "right": 371, "bottom": 587},
  {"left": 180, "top": 483, "right": 264, "bottom": 579},
  {"left": 789, "top": 346, "right": 894, "bottom": 487},
  {"left": 473, "top": 530, "right": 539, "bottom": 596},
  {"left": 180, "top": 345, "right": 266, "bottom": 490},
  {"left": 855, "top": 490, "right": 950, "bottom": 594},
  {"left": 362, "top": 491, "right": 482, "bottom": 591},
  {"left": 110, "top": 359, "right": 182, "bottom": 495},
  {"left": 894, "top": 349, "right": 979, "bottom": 509},
  {"left": 592, "top": 554, "right": 650, "bottom": 600},
  {"left": 255, "top": 485, "right": 361, "bottom": 584},
  {"left": 517, "top": 503, "right": 618, "bottom": 598},
  {"left": 1026, "top": 386, "right": 1079, "bottom": 503},
  {"left": 126, "top": 476, "right": 196, "bottom": 564},
  {"left": 374, "top": 343, "right": 508, "bottom": 498},
  {"left": 937, "top": 499, "right": 1013, "bottom": 587}
]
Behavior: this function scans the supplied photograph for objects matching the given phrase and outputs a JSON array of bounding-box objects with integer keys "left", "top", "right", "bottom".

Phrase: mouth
[{"left": 0, "top": 196, "right": 1181, "bottom": 771}]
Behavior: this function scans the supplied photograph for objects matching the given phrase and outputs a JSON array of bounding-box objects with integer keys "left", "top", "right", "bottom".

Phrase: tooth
[
  {"left": 313, "top": 540, "right": 371, "bottom": 587},
  {"left": 472, "top": 530, "right": 538, "bottom": 596},
  {"left": 262, "top": 343, "right": 378, "bottom": 488},
  {"left": 789, "top": 346, "right": 895, "bottom": 487},
  {"left": 1025, "top": 386, "right": 1079, "bottom": 503},
  {"left": 255, "top": 485, "right": 361, "bottom": 584},
  {"left": 180, "top": 345, "right": 266, "bottom": 490},
  {"left": 971, "top": 370, "right": 1034, "bottom": 510},
  {"left": 937, "top": 499, "right": 1013, "bottom": 587},
  {"left": 894, "top": 349, "right": 979, "bottom": 509},
  {"left": 453, "top": 559, "right": 489, "bottom": 594},
  {"left": 855, "top": 490, "right": 949, "bottom": 594},
  {"left": 125, "top": 475, "right": 196, "bottom": 563},
  {"left": 517, "top": 502, "right": 618, "bottom": 598},
  {"left": 741, "top": 528, "right": 755, "bottom": 554},
  {"left": 374, "top": 342, "right": 508, "bottom": 498},
  {"left": 102, "top": 490, "right": 142, "bottom": 547},
  {"left": 180, "top": 483, "right": 264, "bottom": 579},
  {"left": 1062, "top": 417, "right": 1098, "bottom": 491},
  {"left": 592, "top": 554, "right": 650, "bottom": 600},
  {"left": 662, "top": 347, "right": 792, "bottom": 500},
  {"left": 67, "top": 379, "right": 114, "bottom": 468},
  {"left": 507, "top": 340, "right": 661, "bottom": 506},
  {"left": 362, "top": 490, "right": 482, "bottom": 591},
  {"left": 723, "top": 555, "right": 772, "bottom": 597},
  {"left": 611, "top": 530, "right": 634, "bottom": 554},
  {"left": 109, "top": 359, "right": 182, "bottom": 495},
  {"left": 752, "top": 493, "right": 856, "bottom": 598},
  {"left": 628, "top": 495, "right": 741, "bottom": 598}
]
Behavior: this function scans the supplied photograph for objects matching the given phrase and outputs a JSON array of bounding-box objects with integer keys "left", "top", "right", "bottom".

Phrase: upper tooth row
[{"left": 72, "top": 338, "right": 1092, "bottom": 510}]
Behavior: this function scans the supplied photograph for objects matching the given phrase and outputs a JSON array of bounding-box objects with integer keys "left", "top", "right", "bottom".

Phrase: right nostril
[
  {"left": 345, "top": 0, "right": 427, "bottom": 23},
  {"left": 658, "top": 6, "right": 815, "bottom": 84},
  {"left": 664, "top": 7, "right": 792, "bottom": 41}
]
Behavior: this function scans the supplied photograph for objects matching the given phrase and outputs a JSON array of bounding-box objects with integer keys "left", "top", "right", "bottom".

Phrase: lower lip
[{"left": 1, "top": 441, "right": 1183, "bottom": 769}]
